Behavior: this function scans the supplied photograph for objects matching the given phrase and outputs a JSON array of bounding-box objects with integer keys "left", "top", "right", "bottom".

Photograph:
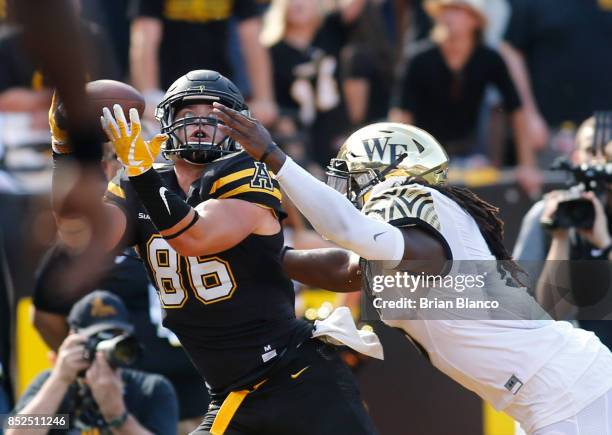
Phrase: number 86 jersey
[{"left": 104, "top": 152, "right": 312, "bottom": 395}]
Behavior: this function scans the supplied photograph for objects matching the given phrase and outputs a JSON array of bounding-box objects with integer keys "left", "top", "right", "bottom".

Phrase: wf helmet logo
[{"left": 362, "top": 137, "right": 425, "bottom": 163}]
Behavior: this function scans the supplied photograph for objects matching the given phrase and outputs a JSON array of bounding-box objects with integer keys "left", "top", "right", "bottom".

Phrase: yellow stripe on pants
[{"left": 210, "top": 379, "right": 267, "bottom": 435}]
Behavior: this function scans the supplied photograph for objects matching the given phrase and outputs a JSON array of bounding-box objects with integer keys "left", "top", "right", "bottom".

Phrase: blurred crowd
[
  {"left": 1, "top": 0, "right": 612, "bottom": 434},
  {"left": 0, "top": 0, "right": 610, "bottom": 194}
]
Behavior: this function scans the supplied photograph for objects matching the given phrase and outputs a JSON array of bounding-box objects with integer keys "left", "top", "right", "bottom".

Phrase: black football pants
[{"left": 190, "top": 339, "right": 377, "bottom": 435}]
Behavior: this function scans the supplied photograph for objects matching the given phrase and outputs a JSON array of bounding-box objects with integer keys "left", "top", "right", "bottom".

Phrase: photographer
[
  {"left": 8, "top": 291, "right": 178, "bottom": 435},
  {"left": 514, "top": 114, "right": 612, "bottom": 343}
]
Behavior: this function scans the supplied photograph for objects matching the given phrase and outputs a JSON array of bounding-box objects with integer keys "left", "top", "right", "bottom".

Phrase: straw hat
[{"left": 424, "top": 0, "right": 487, "bottom": 27}]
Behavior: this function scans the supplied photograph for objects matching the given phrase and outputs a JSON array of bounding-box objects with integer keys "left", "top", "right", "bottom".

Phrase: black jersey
[{"left": 104, "top": 152, "right": 312, "bottom": 394}]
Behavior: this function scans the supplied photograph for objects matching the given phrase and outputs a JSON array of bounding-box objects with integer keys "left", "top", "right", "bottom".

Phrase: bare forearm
[
  {"left": 130, "top": 19, "right": 162, "bottom": 91},
  {"left": 6, "top": 374, "right": 69, "bottom": 435},
  {"left": 512, "top": 109, "right": 535, "bottom": 166},
  {"left": 284, "top": 248, "right": 361, "bottom": 292},
  {"left": 499, "top": 43, "right": 539, "bottom": 113},
  {"left": 239, "top": 19, "right": 274, "bottom": 102}
]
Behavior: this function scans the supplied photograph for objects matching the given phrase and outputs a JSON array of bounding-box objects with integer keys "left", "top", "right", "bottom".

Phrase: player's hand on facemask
[
  {"left": 48, "top": 91, "right": 71, "bottom": 154},
  {"left": 212, "top": 102, "right": 290, "bottom": 172},
  {"left": 101, "top": 104, "right": 167, "bottom": 177},
  {"left": 212, "top": 102, "right": 285, "bottom": 170}
]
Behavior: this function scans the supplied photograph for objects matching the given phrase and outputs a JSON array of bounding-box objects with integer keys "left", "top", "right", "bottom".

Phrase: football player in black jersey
[{"left": 51, "top": 70, "right": 376, "bottom": 435}]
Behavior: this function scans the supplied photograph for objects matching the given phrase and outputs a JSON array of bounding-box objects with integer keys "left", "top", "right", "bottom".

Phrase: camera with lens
[
  {"left": 549, "top": 159, "right": 612, "bottom": 229},
  {"left": 546, "top": 110, "right": 612, "bottom": 229},
  {"left": 70, "top": 331, "right": 141, "bottom": 430},
  {"left": 82, "top": 329, "right": 142, "bottom": 369}
]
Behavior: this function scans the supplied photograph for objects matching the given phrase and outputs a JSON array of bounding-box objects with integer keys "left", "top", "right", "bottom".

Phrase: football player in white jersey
[{"left": 213, "top": 103, "right": 612, "bottom": 435}]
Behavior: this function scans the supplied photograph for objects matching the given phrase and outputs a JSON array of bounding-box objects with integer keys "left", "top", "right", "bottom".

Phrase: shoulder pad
[
  {"left": 363, "top": 181, "right": 441, "bottom": 231},
  {"left": 200, "top": 152, "right": 283, "bottom": 214}
]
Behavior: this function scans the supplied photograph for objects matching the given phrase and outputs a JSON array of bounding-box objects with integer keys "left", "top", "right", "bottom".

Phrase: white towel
[{"left": 311, "top": 306, "right": 384, "bottom": 360}]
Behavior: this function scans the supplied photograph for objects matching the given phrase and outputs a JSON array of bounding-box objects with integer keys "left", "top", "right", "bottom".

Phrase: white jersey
[{"left": 362, "top": 179, "right": 612, "bottom": 433}]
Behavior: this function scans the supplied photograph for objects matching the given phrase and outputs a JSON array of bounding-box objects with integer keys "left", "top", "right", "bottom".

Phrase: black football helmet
[{"left": 156, "top": 70, "right": 249, "bottom": 164}]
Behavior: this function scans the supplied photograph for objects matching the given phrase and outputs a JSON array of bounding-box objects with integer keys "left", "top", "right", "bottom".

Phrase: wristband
[
  {"left": 259, "top": 142, "right": 277, "bottom": 164},
  {"left": 129, "top": 168, "right": 192, "bottom": 232},
  {"left": 105, "top": 410, "right": 129, "bottom": 429},
  {"left": 280, "top": 245, "right": 294, "bottom": 263},
  {"left": 163, "top": 212, "right": 200, "bottom": 240}
]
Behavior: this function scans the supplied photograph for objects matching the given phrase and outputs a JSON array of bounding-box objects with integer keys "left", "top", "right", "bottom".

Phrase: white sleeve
[{"left": 276, "top": 157, "right": 404, "bottom": 262}]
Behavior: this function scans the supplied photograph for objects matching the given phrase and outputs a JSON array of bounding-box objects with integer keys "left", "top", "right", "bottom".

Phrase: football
[
  {"left": 54, "top": 80, "right": 146, "bottom": 136},
  {"left": 85, "top": 79, "right": 146, "bottom": 118}
]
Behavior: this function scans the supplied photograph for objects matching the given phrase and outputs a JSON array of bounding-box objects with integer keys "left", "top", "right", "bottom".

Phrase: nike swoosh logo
[
  {"left": 159, "top": 187, "right": 171, "bottom": 215},
  {"left": 373, "top": 231, "right": 386, "bottom": 241},
  {"left": 290, "top": 366, "right": 310, "bottom": 380}
]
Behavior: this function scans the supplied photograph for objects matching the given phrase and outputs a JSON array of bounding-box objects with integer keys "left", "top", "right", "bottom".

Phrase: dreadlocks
[{"left": 407, "top": 178, "right": 528, "bottom": 287}]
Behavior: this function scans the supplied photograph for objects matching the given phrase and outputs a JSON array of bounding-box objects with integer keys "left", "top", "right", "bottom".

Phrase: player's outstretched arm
[
  {"left": 159, "top": 198, "right": 279, "bottom": 257},
  {"left": 212, "top": 103, "right": 404, "bottom": 262},
  {"left": 282, "top": 227, "right": 447, "bottom": 291},
  {"left": 101, "top": 105, "right": 279, "bottom": 256},
  {"left": 283, "top": 248, "right": 362, "bottom": 292}
]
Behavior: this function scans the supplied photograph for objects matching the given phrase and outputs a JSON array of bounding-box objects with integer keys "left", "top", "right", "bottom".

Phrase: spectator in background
[
  {"left": 0, "top": 0, "right": 119, "bottom": 115},
  {"left": 32, "top": 143, "right": 208, "bottom": 434},
  {"left": 0, "top": 0, "right": 120, "bottom": 172},
  {"left": 501, "top": 0, "right": 612, "bottom": 167},
  {"left": 9, "top": 291, "right": 178, "bottom": 435},
  {"left": 514, "top": 114, "right": 612, "bottom": 349},
  {"left": 261, "top": 0, "right": 366, "bottom": 168},
  {"left": 341, "top": 0, "right": 394, "bottom": 128},
  {"left": 129, "top": 0, "right": 277, "bottom": 126},
  {"left": 389, "top": 0, "right": 540, "bottom": 195}
]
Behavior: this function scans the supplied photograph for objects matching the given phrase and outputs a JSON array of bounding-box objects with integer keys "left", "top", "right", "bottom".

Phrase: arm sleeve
[
  {"left": 489, "top": 50, "right": 522, "bottom": 112},
  {"left": 233, "top": 0, "right": 259, "bottom": 21},
  {"left": 276, "top": 157, "right": 405, "bottom": 262}
]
